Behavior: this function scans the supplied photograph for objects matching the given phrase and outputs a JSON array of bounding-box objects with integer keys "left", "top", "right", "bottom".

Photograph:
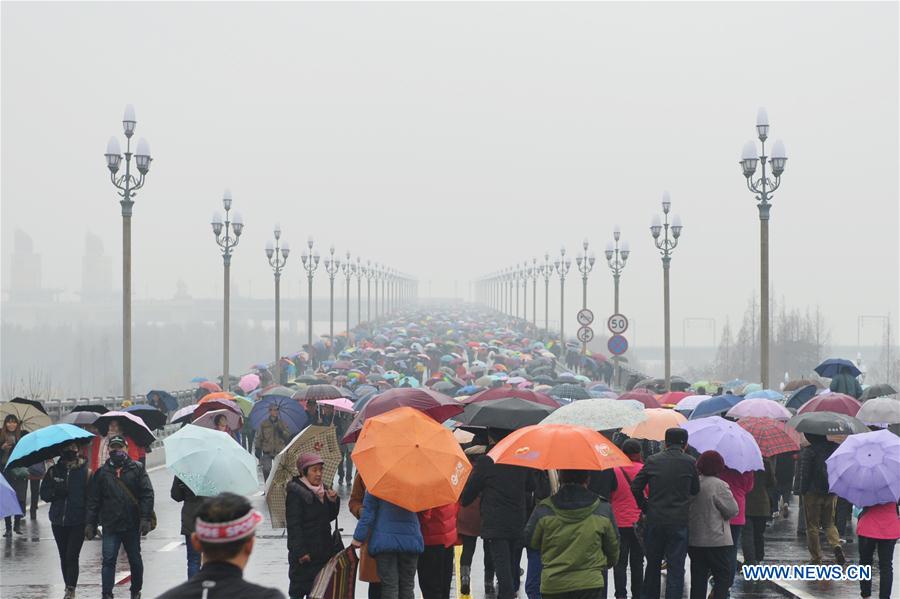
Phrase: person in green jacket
[
  {"left": 523, "top": 469, "right": 620, "bottom": 599},
  {"left": 829, "top": 366, "right": 863, "bottom": 399}
]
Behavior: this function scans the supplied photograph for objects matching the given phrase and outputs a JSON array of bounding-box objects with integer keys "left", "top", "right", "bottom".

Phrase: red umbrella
[
  {"left": 198, "top": 381, "right": 223, "bottom": 393},
  {"left": 737, "top": 417, "right": 801, "bottom": 457},
  {"left": 462, "top": 387, "right": 559, "bottom": 408},
  {"left": 194, "top": 399, "right": 243, "bottom": 420},
  {"left": 341, "top": 387, "right": 464, "bottom": 444},
  {"left": 659, "top": 391, "right": 692, "bottom": 406},
  {"left": 617, "top": 392, "right": 661, "bottom": 409},
  {"left": 797, "top": 393, "right": 862, "bottom": 417}
]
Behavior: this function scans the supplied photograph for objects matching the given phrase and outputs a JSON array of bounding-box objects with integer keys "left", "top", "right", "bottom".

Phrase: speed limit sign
[{"left": 607, "top": 313, "right": 629, "bottom": 335}]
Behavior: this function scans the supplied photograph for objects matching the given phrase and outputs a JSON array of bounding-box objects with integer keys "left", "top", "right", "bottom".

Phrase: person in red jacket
[
  {"left": 417, "top": 502, "right": 459, "bottom": 599},
  {"left": 719, "top": 466, "right": 754, "bottom": 581},
  {"left": 611, "top": 439, "right": 645, "bottom": 599}
]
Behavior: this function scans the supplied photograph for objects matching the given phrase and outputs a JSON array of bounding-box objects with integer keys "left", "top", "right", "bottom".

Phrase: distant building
[
  {"left": 81, "top": 232, "right": 112, "bottom": 302},
  {"left": 7, "top": 229, "right": 54, "bottom": 302}
]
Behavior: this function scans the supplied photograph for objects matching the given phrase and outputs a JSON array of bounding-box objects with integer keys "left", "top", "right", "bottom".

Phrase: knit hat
[
  {"left": 664, "top": 427, "right": 689, "bottom": 447},
  {"left": 296, "top": 452, "right": 324, "bottom": 473},
  {"left": 696, "top": 450, "right": 725, "bottom": 476}
]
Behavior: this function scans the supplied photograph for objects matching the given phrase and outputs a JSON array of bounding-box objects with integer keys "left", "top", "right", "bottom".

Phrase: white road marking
[
  {"left": 773, "top": 579, "right": 818, "bottom": 599},
  {"left": 115, "top": 571, "right": 131, "bottom": 586},
  {"left": 159, "top": 541, "right": 183, "bottom": 552}
]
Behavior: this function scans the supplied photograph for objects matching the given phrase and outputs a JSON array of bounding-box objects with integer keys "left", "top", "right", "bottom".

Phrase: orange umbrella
[
  {"left": 352, "top": 407, "right": 472, "bottom": 512},
  {"left": 620, "top": 408, "right": 687, "bottom": 441},
  {"left": 487, "top": 424, "right": 630, "bottom": 471},
  {"left": 198, "top": 391, "right": 235, "bottom": 403}
]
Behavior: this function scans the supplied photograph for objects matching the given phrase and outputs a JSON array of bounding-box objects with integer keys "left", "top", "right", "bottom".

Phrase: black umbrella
[
  {"left": 123, "top": 405, "right": 167, "bottom": 430},
  {"left": 146, "top": 390, "right": 178, "bottom": 412},
  {"left": 787, "top": 411, "right": 869, "bottom": 436},
  {"left": 861, "top": 384, "right": 897, "bottom": 401},
  {"left": 456, "top": 397, "right": 555, "bottom": 430},
  {"left": 10, "top": 397, "right": 48, "bottom": 415},
  {"left": 71, "top": 405, "right": 109, "bottom": 414},
  {"left": 785, "top": 384, "right": 818, "bottom": 410}
]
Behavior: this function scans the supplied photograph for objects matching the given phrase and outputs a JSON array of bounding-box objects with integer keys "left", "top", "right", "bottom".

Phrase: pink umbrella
[
  {"left": 726, "top": 398, "right": 792, "bottom": 420},
  {"left": 238, "top": 373, "right": 260, "bottom": 394},
  {"left": 171, "top": 404, "right": 198, "bottom": 424},
  {"left": 318, "top": 398, "right": 356, "bottom": 413},
  {"left": 193, "top": 408, "right": 243, "bottom": 432}
]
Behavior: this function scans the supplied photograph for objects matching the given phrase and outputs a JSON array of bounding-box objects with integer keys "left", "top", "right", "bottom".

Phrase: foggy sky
[{"left": 2, "top": 1, "right": 898, "bottom": 347}]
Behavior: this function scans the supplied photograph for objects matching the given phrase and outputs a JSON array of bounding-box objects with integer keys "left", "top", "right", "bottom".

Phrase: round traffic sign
[
  {"left": 576, "top": 308, "right": 594, "bottom": 327},
  {"left": 607, "top": 334, "right": 628, "bottom": 355},
  {"left": 576, "top": 326, "right": 594, "bottom": 343},
  {"left": 607, "top": 313, "right": 629, "bottom": 335}
]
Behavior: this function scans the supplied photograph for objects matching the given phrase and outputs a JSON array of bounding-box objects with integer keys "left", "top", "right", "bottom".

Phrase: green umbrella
[
  {"left": 232, "top": 395, "right": 254, "bottom": 416},
  {"left": 164, "top": 424, "right": 259, "bottom": 497}
]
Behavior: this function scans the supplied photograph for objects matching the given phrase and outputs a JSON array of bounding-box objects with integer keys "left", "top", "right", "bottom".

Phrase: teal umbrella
[{"left": 164, "top": 424, "right": 259, "bottom": 497}]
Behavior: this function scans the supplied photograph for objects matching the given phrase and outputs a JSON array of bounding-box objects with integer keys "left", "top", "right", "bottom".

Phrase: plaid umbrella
[
  {"left": 548, "top": 384, "right": 591, "bottom": 402},
  {"left": 737, "top": 417, "right": 801, "bottom": 457},
  {"left": 297, "top": 384, "right": 348, "bottom": 402}
]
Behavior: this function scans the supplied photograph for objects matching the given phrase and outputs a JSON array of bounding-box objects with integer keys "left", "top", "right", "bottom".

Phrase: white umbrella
[
  {"left": 541, "top": 398, "right": 648, "bottom": 431},
  {"left": 164, "top": 424, "right": 258, "bottom": 497},
  {"left": 674, "top": 394, "right": 712, "bottom": 412},
  {"left": 857, "top": 397, "right": 900, "bottom": 425}
]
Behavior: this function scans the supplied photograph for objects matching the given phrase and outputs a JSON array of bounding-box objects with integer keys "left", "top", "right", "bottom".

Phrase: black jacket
[
  {"left": 40, "top": 460, "right": 90, "bottom": 527},
  {"left": 171, "top": 477, "right": 203, "bottom": 536},
  {"left": 799, "top": 436, "right": 838, "bottom": 495},
  {"left": 156, "top": 561, "right": 284, "bottom": 599},
  {"left": 460, "top": 455, "right": 534, "bottom": 540},
  {"left": 285, "top": 478, "right": 340, "bottom": 563},
  {"left": 630, "top": 447, "right": 700, "bottom": 526},
  {"left": 86, "top": 457, "right": 154, "bottom": 532}
]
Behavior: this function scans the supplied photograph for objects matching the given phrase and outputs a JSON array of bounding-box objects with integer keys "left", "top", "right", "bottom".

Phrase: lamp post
[
  {"left": 342, "top": 252, "right": 354, "bottom": 337},
  {"left": 530, "top": 258, "right": 538, "bottom": 330},
  {"left": 651, "top": 192, "right": 684, "bottom": 391},
  {"left": 355, "top": 256, "right": 363, "bottom": 326},
  {"left": 365, "top": 260, "right": 374, "bottom": 323},
  {"left": 373, "top": 263, "right": 381, "bottom": 320},
  {"left": 508, "top": 267, "right": 514, "bottom": 321},
  {"left": 105, "top": 104, "right": 152, "bottom": 404},
  {"left": 740, "top": 107, "right": 788, "bottom": 389},
  {"left": 324, "top": 246, "right": 341, "bottom": 357},
  {"left": 541, "top": 253, "right": 552, "bottom": 334},
  {"left": 301, "top": 237, "right": 320, "bottom": 361},
  {"left": 211, "top": 190, "right": 244, "bottom": 390},
  {"left": 520, "top": 263, "right": 528, "bottom": 327},
  {"left": 575, "top": 239, "right": 596, "bottom": 356},
  {"left": 554, "top": 247, "right": 572, "bottom": 344},
  {"left": 514, "top": 264, "right": 521, "bottom": 327},
  {"left": 266, "top": 226, "right": 290, "bottom": 383},
  {"left": 605, "top": 225, "right": 629, "bottom": 387}
]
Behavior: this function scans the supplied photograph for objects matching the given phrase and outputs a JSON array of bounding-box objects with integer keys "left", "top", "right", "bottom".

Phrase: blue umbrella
[
  {"left": 456, "top": 385, "right": 483, "bottom": 396},
  {"left": 5, "top": 423, "right": 95, "bottom": 469},
  {"left": 1, "top": 473, "right": 22, "bottom": 518},
  {"left": 785, "top": 384, "right": 818, "bottom": 410},
  {"left": 724, "top": 379, "right": 746, "bottom": 391},
  {"left": 745, "top": 389, "right": 784, "bottom": 401},
  {"left": 248, "top": 395, "right": 308, "bottom": 435},
  {"left": 689, "top": 395, "right": 745, "bottom": 420},
  {"left": 815, "top": 358, "right": 861, "bottom": 378},
  {"left": 146, "top": 390, "right": 178, "bottom": 413},
  {"left": 190, "top": 377, "right": 208, "bottom": 383}
]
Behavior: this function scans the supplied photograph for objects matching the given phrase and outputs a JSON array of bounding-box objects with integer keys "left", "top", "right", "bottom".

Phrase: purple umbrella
[
  {"left": 826, "top": 429, "right": 900, "bottom": 507},
  {"left": 1, "top": 473, "right": 23, "bottom": 518},
  {"left": 726, "top": 398, "right": 792, "bottom": 420},
  {"left": 681, "top": 416, "right": 764, "bottom": 473}
]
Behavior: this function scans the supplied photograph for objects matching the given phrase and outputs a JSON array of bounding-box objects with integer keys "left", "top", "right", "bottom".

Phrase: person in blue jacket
[{"left": 351, "top": 491, "right": 424, "bottom": 599}]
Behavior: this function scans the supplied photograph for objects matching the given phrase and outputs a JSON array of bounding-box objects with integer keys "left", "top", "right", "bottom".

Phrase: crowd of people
[{"left": 1, "top": 307, "right": 898, "bottom": 599}]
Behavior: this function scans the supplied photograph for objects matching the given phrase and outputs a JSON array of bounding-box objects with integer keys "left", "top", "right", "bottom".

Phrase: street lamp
[
  {"left": 530, "top": 258, "right": 538, "bottom": 330},
  {"left": 575, "top": 239, "right": 596, "bottom": 355},
  {"left": 324, "top": 246, "right": 341, "bottom": 357},
  {"left": 342, "top": 252, "right": 354, "bottom": 337},
  {"left": 355, "top": 256, "right": 363, "bottom": 326},
  {"left": 211, "top": 189, "right": 244, "bottom": 390},
  {"left": 605, "top": 225, "right": 630, "bottom": 387},
  {"left": 365, "top": 260, "right": 374, "bottom": 322},
  {"left": 651, "top": 191, "right": 684, "bottom": 391},
  {"left": 266, "top": 226, "right": 289, "bottom": 383},
  {"left": 740, "top": 107, "right": 788, "bottom": 388},
  {"left": 541, "top": 253, "right": 553, "bottom": 333},
  {"left": 105, "top": 104, "right": 152, "bottom": 404},
  {"left": 554, "top": 247, "right": 572, "bottom": 344},
  {"left": 300, "top": 237, "right": 320, "bottom": 364}
]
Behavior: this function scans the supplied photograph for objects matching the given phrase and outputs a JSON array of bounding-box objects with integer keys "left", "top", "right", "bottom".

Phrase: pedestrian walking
[
  {"left": 771, "top": 451, "right": 796, "bottom": 518},
  {"left": 797, "top": 433, "right": 844, "bottom": 565},
  {"left": 524, "top": 468, "right": 620, "bottom": 599},
  {"left": 741, "top": 458, "right": 775, "bottom": 565},
  {"left": 1, "top": 414, "right": 26, "bottom": 536},
  {"left": 610, "top": 439, "right": 645, "bottom": 599},
  {"left": 170, "top": 476, "right": 203, "bottom": 579},
  {"left": 857, "top": 502, "right": 899, "bottom": 599},
  {"left": 416, "top": 502, "right": 459, "bottom": 599},
  {"left": 461, "top": 429, "right": 533, "bottom": 599},
  {"left": 351, "top": 491, "right": 424, "bottom": 599},
  {"left": 85, "top": 435, "right": 154, "bottom": 599},
  {"left": 258, "top": 405, "right": 292, "bottom": 482},
  {"left": 285, "top": 453, "right": 341, "bottom": 599},
  {"left": 629, "top": 427, "right": 699, "bottom": 599},
  {"left": 687, "top": 451, "right": 739, "bottom": 599},
  {"left": 335, "top": 412, "right": 354, "bottom": 486},
  {"left": 828, "top": 365, "right": 863, "bottom": 399},
  {"left": 719, "top": 466, "right": 754, "bottom": 577},
  {"left": 456, "top": 447, "right": 495, "bottom": 598},
  {"left": 349, "top": 472, "right": 382, "bottom": 599},
  {"left": 157, "top": 492, "right": 284, "bottom": 598},
  {"left": 40, "top": 442, "right": 90, "bottom": 599}
]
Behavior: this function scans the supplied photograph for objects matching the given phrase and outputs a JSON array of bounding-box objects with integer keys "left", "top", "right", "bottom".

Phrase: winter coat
[
  {"left": 630, "top": 447, "right": 700, "bottom": 526},
  {"left": 85, "top": 456, "right": 154, "bottom": 532},
  {"left": 799, "top": 435, "right": 838, "bottom": 495},
  {"left": 720, "top": 468, "right": 754, "bottom": 525},
  {"left": 257, "top": 418, "right": 292, "bottom": 456},
  {"left": 352, "top": 491, "right": 424, "bottom": 555},
  {"left": 157, "top": 562, "right": 285, "bottom": 599},
  {"left": 688, "top": 475, "right": 739, "bottom": 547},
  {"left": 611, "top": 462, "right": 644, "bottom": 528},
  {"left": 40, "top": 460, "right": 90, "bottom": 527},
  {"left": 745, "top": 460, "right": 776, "bottom": 518},
  {"left": 456, "top": 496, "right": 481, "bottom": 537},
  {"left": 285, "top": 478, "right": 341, "bottom": 563},
  {"left": 170, "top": 477, "right": 203, "bottom": 536},
  {"left": 524, "top": 484, "right": 621, "bottom": 594},
  {"left": 829, "top": 374, "right": 862, "bottom": 399},
  {"left": 349, "top": 472, "right": 379, "bottom": 582},
  {"left": 773, "top": 452, "right": 797, "bottom": 493},
  {"left": 857, "top": 503, "right": 900, "bottom": 540},
  {"left": 460, "top": 455, "right": 533, "bottom": 540},
  {"left": 418, "top": 503, "right": 459, "bottom": 547}
]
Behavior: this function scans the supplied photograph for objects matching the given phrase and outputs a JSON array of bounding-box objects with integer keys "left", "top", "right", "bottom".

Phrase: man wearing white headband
[{"left": 157, "top": 493, "right": 283, "bottom": 599}]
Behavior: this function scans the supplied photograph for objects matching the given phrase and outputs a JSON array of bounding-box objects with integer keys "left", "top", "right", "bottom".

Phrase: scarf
[{"left": 300, "top": 476, "right": 325, "bottom": 502}]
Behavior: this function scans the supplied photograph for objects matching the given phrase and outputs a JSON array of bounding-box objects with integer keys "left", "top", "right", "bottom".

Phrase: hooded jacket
[
  {"left": 799, "top": 434, "right": 838, "bottom": 495},
  {"left": 524, "top": 484, "right": 620, "bottom": 594},
  {"left": 352, "top": 491, "right": 424, "bottom": 556},
  {"left": 40, "top": 459, "right": 90, "bottom": 527}
]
